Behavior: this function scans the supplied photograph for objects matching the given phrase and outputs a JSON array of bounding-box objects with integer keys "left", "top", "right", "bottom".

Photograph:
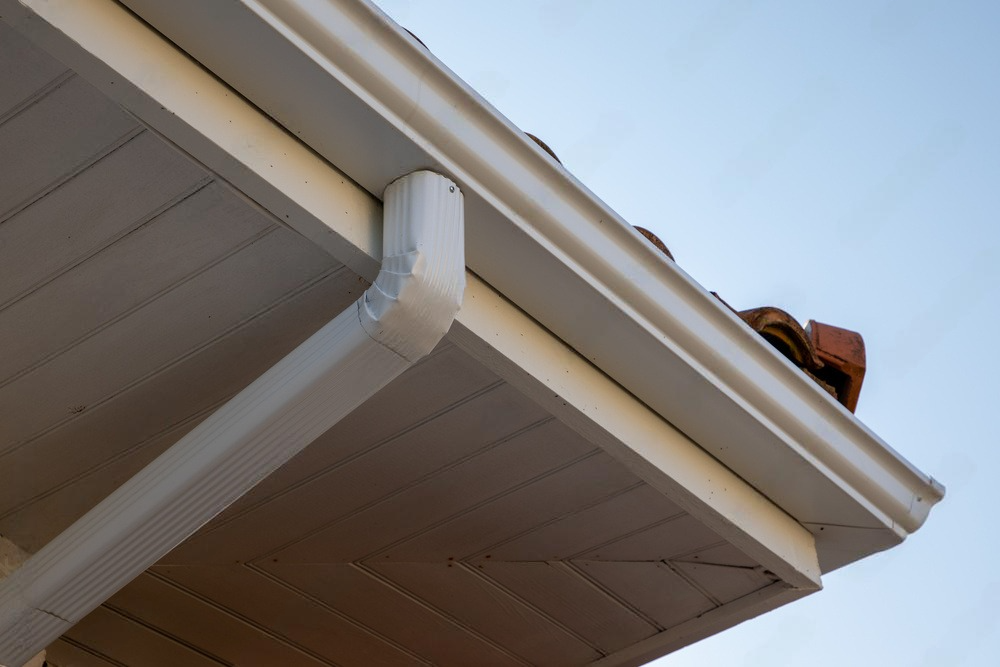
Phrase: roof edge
[{"left": 113, "top": 0, "right": 941, "bottom": 562}]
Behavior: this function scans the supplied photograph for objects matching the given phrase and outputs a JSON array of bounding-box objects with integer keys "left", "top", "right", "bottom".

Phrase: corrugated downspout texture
[{"left": 360, "top": 171, "right": 465, "bottom": 361}]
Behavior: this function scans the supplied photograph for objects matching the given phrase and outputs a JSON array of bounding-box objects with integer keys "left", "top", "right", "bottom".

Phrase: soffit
[
  {"left": 48, "top": 342, "right": 781, "bottom": 667},
  {"left": 0, "top": 20, "right": 358, "bottom": 553},
  {"left": 1, "top": 20, "right": 795, "bottom": 666}
]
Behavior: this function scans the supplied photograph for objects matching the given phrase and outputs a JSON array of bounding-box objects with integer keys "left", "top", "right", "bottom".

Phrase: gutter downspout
[{"left": 0, "top": 170, "right": 464, "bottom": 666}]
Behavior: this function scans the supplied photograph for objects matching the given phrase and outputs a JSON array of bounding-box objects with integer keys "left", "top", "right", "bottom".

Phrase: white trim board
[
  {"left": 0, "top": 0, "right": 925, "bottom": 581},
  {"left": 113, "top": 0, "right": 944, "bottom": 554}
]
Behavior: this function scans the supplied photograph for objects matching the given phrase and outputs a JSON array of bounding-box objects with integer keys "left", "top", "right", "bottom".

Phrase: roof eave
[{"left": 104, "top": 0, "right": 944, "bottom": 567}]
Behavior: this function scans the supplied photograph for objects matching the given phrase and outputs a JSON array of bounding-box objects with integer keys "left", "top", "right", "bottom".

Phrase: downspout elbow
[
  {"left": 0, "top": 170, "right": 464, "bottom": 667},
  {"left": 359, "top": 171, "right": 465, "bottom": 361}
]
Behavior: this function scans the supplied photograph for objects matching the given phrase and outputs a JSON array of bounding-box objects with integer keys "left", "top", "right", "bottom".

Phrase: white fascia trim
[
  {"left": 0, "top": 0, "right": 887, "bottom": 580},
  {"left": 0, "top": 171, "right": 464, "bottom": 666},
  {"left": 2, "top": 0, "right": 824, "bottom": 639},
  {"left": 113, "top": 0, "right": 942, "bottom": 546}
]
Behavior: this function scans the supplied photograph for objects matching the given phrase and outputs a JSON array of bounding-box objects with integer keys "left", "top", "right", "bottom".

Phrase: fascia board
[
  {"left": 2, "top": 0, "right": 936, "bottom": 571},
  {"left": 0, "top": 0, "right": 821, "bottom": 590},
  {"left": 115, "top": 0, "right": 943, "bottom": 550}
]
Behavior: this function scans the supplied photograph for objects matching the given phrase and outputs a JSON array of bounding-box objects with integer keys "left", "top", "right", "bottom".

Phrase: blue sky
[{"left": 375, "top": 1, "right": 1000, "bottom": 664}]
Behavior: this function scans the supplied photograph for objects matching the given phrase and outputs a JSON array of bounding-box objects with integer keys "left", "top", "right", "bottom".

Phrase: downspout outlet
[{"left": 0, "top": 171, "right": 464, "bottom": 665}]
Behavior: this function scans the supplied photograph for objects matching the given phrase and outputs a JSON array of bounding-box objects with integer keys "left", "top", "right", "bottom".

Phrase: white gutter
[
  {"left": 115, "top": 0, "right": 942, "bottom": 563},
  {"left": 0, "top": 0, "right": 823, "bottom": 590},
  {"left": 0, "top": 171, "right": 464, "bottom": 666}
]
